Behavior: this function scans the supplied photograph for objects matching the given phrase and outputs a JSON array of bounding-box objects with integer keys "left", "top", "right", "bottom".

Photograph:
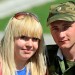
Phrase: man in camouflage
[{"left": 46, "top": 1, "right": 75, "bottom": 75}]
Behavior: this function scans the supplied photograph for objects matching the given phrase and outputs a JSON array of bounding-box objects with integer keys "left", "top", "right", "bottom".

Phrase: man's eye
[
  {"left": 51, "top": 27, "right": 59, "bottom": 31},
  {"left": 51, "top": 25, "right": 59, "bottom": 31},
  {"left": 63, "top": 25, "right": 71, "bottom": 30}
]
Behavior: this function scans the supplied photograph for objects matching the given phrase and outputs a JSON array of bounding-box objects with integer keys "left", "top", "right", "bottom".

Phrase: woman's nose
[{"left": 26, "top": 39, "right": 33, "bottom": 46}]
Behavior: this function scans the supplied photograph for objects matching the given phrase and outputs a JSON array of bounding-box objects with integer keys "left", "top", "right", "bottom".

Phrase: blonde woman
[{"left": 0, "top": 12, "right": 47, "bottom": 75}]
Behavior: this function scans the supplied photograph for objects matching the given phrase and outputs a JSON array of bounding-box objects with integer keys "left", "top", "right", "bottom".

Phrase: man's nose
[{"left": 59, "top": 31, "right": 66, "bottom": 38}]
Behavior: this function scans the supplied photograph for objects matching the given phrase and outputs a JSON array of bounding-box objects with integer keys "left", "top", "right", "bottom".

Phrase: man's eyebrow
[
  {"left": 63, "top": 22, "right": 73, "bottom": 26},
  {"left": 50, "top": 23, "right": 59, "bottom": 26}
]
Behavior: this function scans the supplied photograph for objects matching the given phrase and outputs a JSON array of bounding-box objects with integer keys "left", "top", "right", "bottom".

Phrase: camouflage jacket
[{"left": 46, "top": 45, "right": 75, "bottom": 75}]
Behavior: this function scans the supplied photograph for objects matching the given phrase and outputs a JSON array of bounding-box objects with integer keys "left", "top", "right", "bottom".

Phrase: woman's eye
[
  {"left": 20, "top": 36, "right": 28, "bottom": 40},
  {"left": 20, "top": 36, "right": 39, "bottom": 41},
  {"left": 32, "top": 38, "right": 39, "bottom": 41}
]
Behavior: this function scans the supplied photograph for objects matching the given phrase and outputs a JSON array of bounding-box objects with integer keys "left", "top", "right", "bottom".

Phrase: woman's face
[{"left": 14, "top": 36, "right": 39, "bottom": 62}]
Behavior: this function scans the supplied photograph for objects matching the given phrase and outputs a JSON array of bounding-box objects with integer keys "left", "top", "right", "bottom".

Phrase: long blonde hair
[{"left": 0, "top": 12, "right": 46, "bottom": 75}]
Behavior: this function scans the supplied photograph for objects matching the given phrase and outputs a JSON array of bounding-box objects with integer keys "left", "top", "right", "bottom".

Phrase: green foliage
[
  {"left": 0, "top": 0, "right": 74, "bottom": 33},
  {"left": 26, "top": 2, "right": 51, "bottom": 33},
  {"left": 0, "top": 16, "right": 11, "bottom": 31},
  {"left": 0, "top": 2, "right": 51, "bottom": 33}
]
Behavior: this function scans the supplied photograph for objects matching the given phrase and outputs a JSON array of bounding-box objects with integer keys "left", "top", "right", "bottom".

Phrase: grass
[{"left": 0, "top": 0, "right": 74, "bottom": 33}]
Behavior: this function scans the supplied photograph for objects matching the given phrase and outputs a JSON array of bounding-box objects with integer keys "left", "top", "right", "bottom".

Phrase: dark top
[{"left": 46, "top": 45, "right": 75, "bottom": 75}]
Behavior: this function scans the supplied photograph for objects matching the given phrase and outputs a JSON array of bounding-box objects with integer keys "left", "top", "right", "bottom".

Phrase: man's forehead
[{"left": 50, "top": 20, "right": 74, "bottom": 26}]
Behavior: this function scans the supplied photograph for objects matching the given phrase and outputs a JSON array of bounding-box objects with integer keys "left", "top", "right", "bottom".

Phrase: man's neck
[{"left": 61, "top": 47, "right": 75, "bottom": 61}]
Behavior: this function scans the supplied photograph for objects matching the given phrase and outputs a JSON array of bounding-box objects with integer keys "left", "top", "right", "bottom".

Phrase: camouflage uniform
[
  {"left": 46, "top": 1, "right": 75, "bottom": 75},
  {"left": 46, "top": 45, "right": 75, "bottom": 75}
]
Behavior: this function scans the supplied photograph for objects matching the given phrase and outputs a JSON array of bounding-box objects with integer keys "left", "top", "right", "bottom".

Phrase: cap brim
[{"left": 47, "top": 13, "right": 75, "bottom": 25}]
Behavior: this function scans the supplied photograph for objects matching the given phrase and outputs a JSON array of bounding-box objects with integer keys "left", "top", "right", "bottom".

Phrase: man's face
[{"left": 50, "top": 20, "right": 75, "bottom": 50}]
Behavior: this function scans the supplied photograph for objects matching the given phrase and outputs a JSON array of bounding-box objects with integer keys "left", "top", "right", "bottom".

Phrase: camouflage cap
[{"left": 47, "top": 1, "right": 75, "bottom": 25}]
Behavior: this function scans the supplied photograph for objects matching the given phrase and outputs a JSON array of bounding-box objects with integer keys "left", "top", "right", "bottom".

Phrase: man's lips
[{"left": 59, "top": 40, "right": 69, "bottom": 43}]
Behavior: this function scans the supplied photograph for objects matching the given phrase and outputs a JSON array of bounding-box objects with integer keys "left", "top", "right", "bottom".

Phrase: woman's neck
[{"left": 15, "top": 59, "right": 28, "bottom": 70}]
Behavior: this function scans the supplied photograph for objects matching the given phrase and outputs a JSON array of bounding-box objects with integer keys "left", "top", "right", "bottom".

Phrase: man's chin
[{"left": 59, "top": 44, "right": 70, "bottom": 49}]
